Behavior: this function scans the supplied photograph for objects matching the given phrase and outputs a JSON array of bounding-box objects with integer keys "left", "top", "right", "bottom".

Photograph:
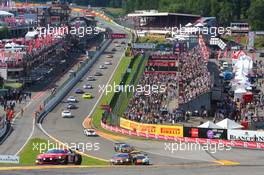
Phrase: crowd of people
[
  {"left": 0, "top": 90, "right": 32, "bottom": 122},
  {"left": 123, "top": 46, "right": 212, "bottom": 124},
  {"left": 178, "top": 48, "right": 212, "bottom": 104},
  {"left": 124, "top": 73, "right": 178, "bottom": 124}
]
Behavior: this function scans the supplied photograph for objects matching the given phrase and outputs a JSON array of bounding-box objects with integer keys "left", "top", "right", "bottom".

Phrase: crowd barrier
[
  {"left": 0, "top": 119, "right": 7, "bottom": 138},
  {"left": 101, "top": 119, "right": 264, "bottom": 150}
]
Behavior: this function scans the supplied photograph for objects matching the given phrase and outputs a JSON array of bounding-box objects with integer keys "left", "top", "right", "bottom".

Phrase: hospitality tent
[
  {"left": 25, "top": 31, "right": 39, "bottom": 40},
  {"left": 185, "top": 22, "right": 192, "bottom": 27},
  {"left": 195, "top": 22, "right": 203, "bottom": 27},
  {"left": 234, "top": 87, "right": 247, "bottom": 100},
  {"left": 198, "top": 121, "right": 222, "bottom": 129},
  {"left": 216, "top": 118, "right": 244, "bottom": 129}
]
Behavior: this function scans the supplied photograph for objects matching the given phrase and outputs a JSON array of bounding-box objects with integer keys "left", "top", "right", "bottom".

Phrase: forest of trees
[{"left": 18, "top": 0, "right": 264, "bottom": 30}]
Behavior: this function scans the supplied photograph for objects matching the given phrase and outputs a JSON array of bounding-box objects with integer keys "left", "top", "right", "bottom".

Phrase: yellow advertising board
[{"left": 120, "top": 118, "right": 183, "bottom": 137}]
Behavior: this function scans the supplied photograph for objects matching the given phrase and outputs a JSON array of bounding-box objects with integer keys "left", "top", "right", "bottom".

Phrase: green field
[{"left": 19, "top": 138, "right": 108, "bottom": 165}]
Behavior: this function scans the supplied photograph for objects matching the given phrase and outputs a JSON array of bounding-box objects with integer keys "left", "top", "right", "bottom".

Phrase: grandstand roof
[
  {"left": 127, "top": 12, "right": 200, "bottom": 18},
  {"left": 0, "top": 10, "right": 14, "bottom": 16}
]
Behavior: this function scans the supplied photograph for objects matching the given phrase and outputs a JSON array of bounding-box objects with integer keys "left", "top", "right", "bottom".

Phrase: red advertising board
[{"left": 109, "top": 33, "right": 126, "bottom": 39}]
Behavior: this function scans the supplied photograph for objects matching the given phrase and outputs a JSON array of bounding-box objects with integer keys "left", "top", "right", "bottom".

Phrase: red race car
[{"left": 36, "top": 149, "right": 82, "bottom": 165}]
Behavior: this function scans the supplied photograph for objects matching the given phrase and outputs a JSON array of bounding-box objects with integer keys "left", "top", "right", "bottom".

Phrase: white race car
[
  {"left": 99, "top": 65, "right": 107, "bottom": 69},
  {"left": 84, "top": 129, "right": 97, "bottom": 137},
  {"left": 83, "top": 84, "right": 93, "bottom": 89},
  {"left": 104, "top": 61, "right": 112, "bottom": 65},
  {"left": 67, "top": 96, "right": 78, "bottom": 103},
  {"left": 61, "top": 110, "right": 73, "bottom": 118}
]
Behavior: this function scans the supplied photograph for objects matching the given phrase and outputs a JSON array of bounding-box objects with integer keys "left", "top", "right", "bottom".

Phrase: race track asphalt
[{"left": 4, "top": 17, "right": 263, "bottom": 175}]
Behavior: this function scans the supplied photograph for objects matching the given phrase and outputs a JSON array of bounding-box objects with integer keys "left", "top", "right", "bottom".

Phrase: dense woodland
[{"left": 19, "top": 0, "right": 264, "bottom": 30}]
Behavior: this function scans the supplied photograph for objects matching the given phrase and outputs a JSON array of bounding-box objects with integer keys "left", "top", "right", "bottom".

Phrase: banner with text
[{"left": 120, "top": 118, "right": 183, "bottom": 137}]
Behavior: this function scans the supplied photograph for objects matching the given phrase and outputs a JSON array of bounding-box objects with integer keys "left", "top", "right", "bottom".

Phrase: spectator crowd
[
  {"left": 178, "top": 48, "right": 212, "bottom": 104},
  {"left": 124, "top": 47, "right": 212, "bottom": 124}
]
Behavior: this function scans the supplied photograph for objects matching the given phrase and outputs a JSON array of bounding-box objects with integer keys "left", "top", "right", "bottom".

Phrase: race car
[
  {"left": 67, "top": 96, "right": 78, "bottom": 103},
  {"left": 61, "top": 110, "right": 73, "bottom": 118},
  {"left": 129, "top": 150, "right": 143, "bottom": 158},
  {"left": 106, "top": 54, "right": 113, "bottom": 58},
  {"left": 36, "top": 149, "right": 82, "bottom": 165},
  {"left": 104, "top": 61, "right": 112, "bottom": 65},
  {"left": 83, "top": 129, "right": 98, "bottom": 137},
  {"left": 87, "top": 76, "right": 95, "bottom": 81},
  {"left": 110, "top": 153, "right": 133, "bottom": 165},
  {"left": 114, "top": 143, "right": 135, "bottom": 153},
  {"left": 66, "top": 103, "right": 77, "bottom": 109},
  {"left": 83, "top": 84, "right": 93, "bottom": 89},
  {"left": 133, "top": 154, "right": 150, "bottom": 165},
  {"left": 99, "top": 65, "right": 107, "bottom": 69},
  {"left": 94, "top": 72, "right": 103, "bottom": 76},
  {"left": 74, "top": 88, "right": 84, "bottom": 94},
  {"left": 82, "top": 92, "right": 93, "bottom": 99}
]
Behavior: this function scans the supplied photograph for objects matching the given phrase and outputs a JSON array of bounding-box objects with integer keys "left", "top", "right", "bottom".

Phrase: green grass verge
[
  {"left": 104, "top": 8, "right": 126, "bottom": 17},
  {"left": 93, "top": 56, "right": 132, "bottom": 130},
  {"left": 117, "top": 56, "right": 148, "bottom": 116},
  {"left": 19, "top": 138, "right": 108, "bottom": 165}
]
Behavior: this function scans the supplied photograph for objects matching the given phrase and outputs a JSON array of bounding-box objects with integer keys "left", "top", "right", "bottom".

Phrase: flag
[
  {"left": 223, "top": 49, "right": 228, "bottom": 58},
  {"left": 217, "top": 49, "right": 222, "bottom": 59}
]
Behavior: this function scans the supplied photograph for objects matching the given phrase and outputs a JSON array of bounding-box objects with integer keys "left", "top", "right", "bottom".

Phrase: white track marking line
[{"left": 15, "top": 117, "right": 35, "bottom": 156}]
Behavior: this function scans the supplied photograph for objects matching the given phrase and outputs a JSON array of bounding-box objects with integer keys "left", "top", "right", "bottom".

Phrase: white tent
[
  {"left": 198, "top": 121, "right": 222, "bottom": 129},
  {"left": 195, "top": 22, "right": 203, "bottom": 27},
  {"left": 25, "top": 31, "right": 39, "bottom": 39},
  {"left": 185, "top": 22, "right": 192, "bottom": 27},
  {"left": 216, "top": 118, "right": 244, "bottom": 129}
]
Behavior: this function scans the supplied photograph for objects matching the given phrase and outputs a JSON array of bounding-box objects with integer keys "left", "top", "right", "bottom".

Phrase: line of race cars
[
  {"left": 60, "top": 41, "right": 119, "bottom": 118},
  {"left": 111, "top": 143, "right": 150, "bottom": 165},
  {"left": 36, "top": 143, "right": 150, "bottom": 166}
]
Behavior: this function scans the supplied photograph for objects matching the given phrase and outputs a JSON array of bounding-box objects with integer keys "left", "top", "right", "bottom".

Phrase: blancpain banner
[
  {"left": 228, "top": 130, "right": 264, "bottom": 142},
  {"left": 0, "top": 155, "right": 19, "bottom": 164}
]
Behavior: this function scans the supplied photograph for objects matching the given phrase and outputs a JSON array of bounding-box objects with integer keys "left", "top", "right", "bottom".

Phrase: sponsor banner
[
  {"left": 144, "top": 71, "right": 177, "bottom": 75},
  {"left": 147, "top": 60, "right": 178, "bottom": 67},
  {"left": 0, "top": 155, "right": 19, "bottom": 164},
  {"left": 184, "top": 127, "right": 228, "bottom": 139},
  {"left": 120, "top": 118, "right": 183, "bottom": 137},
  {"left": 102, "top": 121, "right": 264, "bottom": 149},
  {"left": 132, "top": 43, "right": 157, "bottom": 49},
  {"left": 108, "top": 33, "right": 127, "bottom": 39},
  {"left": 147, "top": 34, "right": 165, "bottom": 39},
  {"left": 150, "top": 55, "right": 178, "bottom": 60},
  {"left": 228, "top": 129, "right": 264, "bottom": 143}
]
